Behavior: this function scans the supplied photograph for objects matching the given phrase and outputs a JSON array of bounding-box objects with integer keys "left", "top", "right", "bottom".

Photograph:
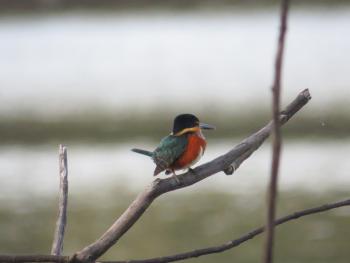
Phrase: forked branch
[
  {"left": 2, "top": 195, "right": 350, "bottom": 263},
  {"left": 0, "top": 90, "right": 311, "bottom": 263},
  {"left": 70, "top": 89, "right": 311, "bottom": 263},
  {"left": 101, "top": 198, "right": 350, "bottom": 263}
]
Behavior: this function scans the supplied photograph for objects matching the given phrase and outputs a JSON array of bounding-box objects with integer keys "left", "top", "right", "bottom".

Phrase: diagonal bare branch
[
  {"left": 0, "top": 254, "right": 69, "bottom": 263},
  {"left": 51, "top": 145, "right": 69, "bottom": 256},
  {"left": 70, "top": 89, "right": 311, "bottom": 263},
  {"left": 101, "top": 198, "right": 350, "bottom": 263},
  {"left": 2, "top": 195, "right": 349, "bottom": 263},
  {"left": 264, "top": 1, "right": 289, "bottom": 263}
]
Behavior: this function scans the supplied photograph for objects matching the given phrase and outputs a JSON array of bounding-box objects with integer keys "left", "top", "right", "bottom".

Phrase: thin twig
[
  {"left": 1, "top": 90, "right": 309, "bottom": 263},
  {"left": 70, "top": 89, "right": 310, "bottom": 263},
  {"left": 0, "top": 254, "right": 69, "bottom": 263},
  {"left": 1, "top": 196, "right": 348, "bottom": 263},
  {"left": 51, "top": 145, "right": 69, "bottom": 256},
  {"left": 102, "top": 198, "right": 350, "bottom": 263},
  {"left": 264, "top": 1, "right": 289, "bottom": 263}
]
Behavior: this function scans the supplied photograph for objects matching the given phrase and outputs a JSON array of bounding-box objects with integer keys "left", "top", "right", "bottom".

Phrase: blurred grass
[
  {"left": 1, "top": 109, "right": 350, "bottom": 145},
  {"left": 0, "top": 189, "right": 349, "bottom": 262},
  {"left": 1, "top": 0, "right": 350, "bottom": 14}
]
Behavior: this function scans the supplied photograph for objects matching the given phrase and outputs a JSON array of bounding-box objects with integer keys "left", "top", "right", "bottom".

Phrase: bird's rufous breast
[{"left": 170, "top": 133, "right": 206, "bottom": 170}]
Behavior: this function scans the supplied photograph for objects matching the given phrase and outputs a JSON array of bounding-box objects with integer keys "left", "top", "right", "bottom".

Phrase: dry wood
[
  {"left": 51, "top": 145, "right": 69, "bottom": 256},
  {"left": 264, "top": 1, "right": 289, "bottom": 263},
  {"left": 101, "top": 198, "right": 350, "bottom": 263},
  {"left": 0, "top": 89, "right": 311, "bottom": 263},
  {"left": 1, "top": 196, "right": 349, "bottom": 263},
  {"left": 70, "top": 89, "right": 311, "bottom": 263},
  {"left": 0, "top": 255, "right": 69, "bottom": 263}
]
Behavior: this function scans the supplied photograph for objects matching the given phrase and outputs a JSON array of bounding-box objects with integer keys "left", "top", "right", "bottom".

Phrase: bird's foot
[
  {"left": 171, "top": 173, "right": 181, "bottom": 184},
  {"left": 168, "top": 170, "right": 181, "bottom": 184},
  {"left": 188, "top": 167, "right": 197, "bottom": 175}
]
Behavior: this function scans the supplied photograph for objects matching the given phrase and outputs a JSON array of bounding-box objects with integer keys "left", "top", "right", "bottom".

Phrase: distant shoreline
[
  {"left": 1, "top": 109, "right": 349, "bottom": 144},
  {"left": 1, "top": 0, "right": 349, "bottom": 15}
]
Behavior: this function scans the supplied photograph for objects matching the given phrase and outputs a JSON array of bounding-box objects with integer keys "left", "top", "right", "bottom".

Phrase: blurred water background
[{"left": 1, "top": 1, "right": 350, "bottom": 262}]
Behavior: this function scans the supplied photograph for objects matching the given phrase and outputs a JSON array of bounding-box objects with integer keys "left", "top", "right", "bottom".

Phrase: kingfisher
[{"left": 131, "top": 114, "right": 215, "bottom": 177}]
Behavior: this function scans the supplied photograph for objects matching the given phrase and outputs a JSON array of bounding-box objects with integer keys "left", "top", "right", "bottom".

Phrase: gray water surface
[
  {"left": 1, "top": 8, "right": 350, "bottom": 116},
  {"left": 1, "top": 140, "right": 349, "bottom": 202}
]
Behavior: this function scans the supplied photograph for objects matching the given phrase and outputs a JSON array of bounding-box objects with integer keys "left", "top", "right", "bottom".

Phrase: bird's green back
[{"left": 152, "top": 134, "right": 188, "bottom": 174}]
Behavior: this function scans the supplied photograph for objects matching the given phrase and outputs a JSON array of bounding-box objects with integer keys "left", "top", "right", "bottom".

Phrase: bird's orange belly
[{"left": 171, "top": 134, "right": 206, "bottom": 170}]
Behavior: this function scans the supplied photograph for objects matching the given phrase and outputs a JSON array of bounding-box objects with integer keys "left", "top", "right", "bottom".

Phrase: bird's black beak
[{"left": 199, "top": 123, "right": 216, "bottom": 130}]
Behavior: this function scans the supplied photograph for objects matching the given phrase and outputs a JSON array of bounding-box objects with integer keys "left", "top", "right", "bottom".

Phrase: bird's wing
[{"left": 152, "top": 134, "right": 188, "bottom": 176}]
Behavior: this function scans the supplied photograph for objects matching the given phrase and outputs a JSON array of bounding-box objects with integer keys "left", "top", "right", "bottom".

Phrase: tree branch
[
  {"left": 102, "top": 198, "right": 350, "bottom": 263},
  {"left": 264, "top": 1, "right": 289, "bottom": 263},
  {"left": 0, "top": 90, "right": 310, "bottom": 263},
  {"left": 2, "top": 196, "right": 349, "bottom": 263},
  {"left": 0, "top": 255, "right": 69, "bottom": 263},
  {"left": 51, "top": 145, "right": 69, "bottom": 256},
  {"left": 70, "top": 89, "right": 311, "bottom": 263}
]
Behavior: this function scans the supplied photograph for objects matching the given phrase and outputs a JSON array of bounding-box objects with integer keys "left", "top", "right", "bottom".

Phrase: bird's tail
[{"left": 131, "top": 148, "right": 153, "bottom": 157}]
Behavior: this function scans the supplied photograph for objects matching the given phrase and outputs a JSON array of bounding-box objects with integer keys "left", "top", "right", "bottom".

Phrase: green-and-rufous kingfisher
[{"left": 132, "top": 114, "right": 215, "bottom": 176}]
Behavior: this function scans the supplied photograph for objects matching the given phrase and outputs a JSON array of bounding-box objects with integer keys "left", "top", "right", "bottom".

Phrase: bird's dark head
[{"left": 172, "top": 113, "right": 215, "bottom": 136}]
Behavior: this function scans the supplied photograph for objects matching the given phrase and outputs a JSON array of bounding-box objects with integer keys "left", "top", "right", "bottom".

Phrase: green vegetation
[
  {"left": 1, "top": 189, "right": 349, "bottom": 262},
  {"left": 1, "top": 109, "right": 349, "bottom": 145},
  {"left": 1, "top": 0, "right": 349, "bottom": 14}
]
